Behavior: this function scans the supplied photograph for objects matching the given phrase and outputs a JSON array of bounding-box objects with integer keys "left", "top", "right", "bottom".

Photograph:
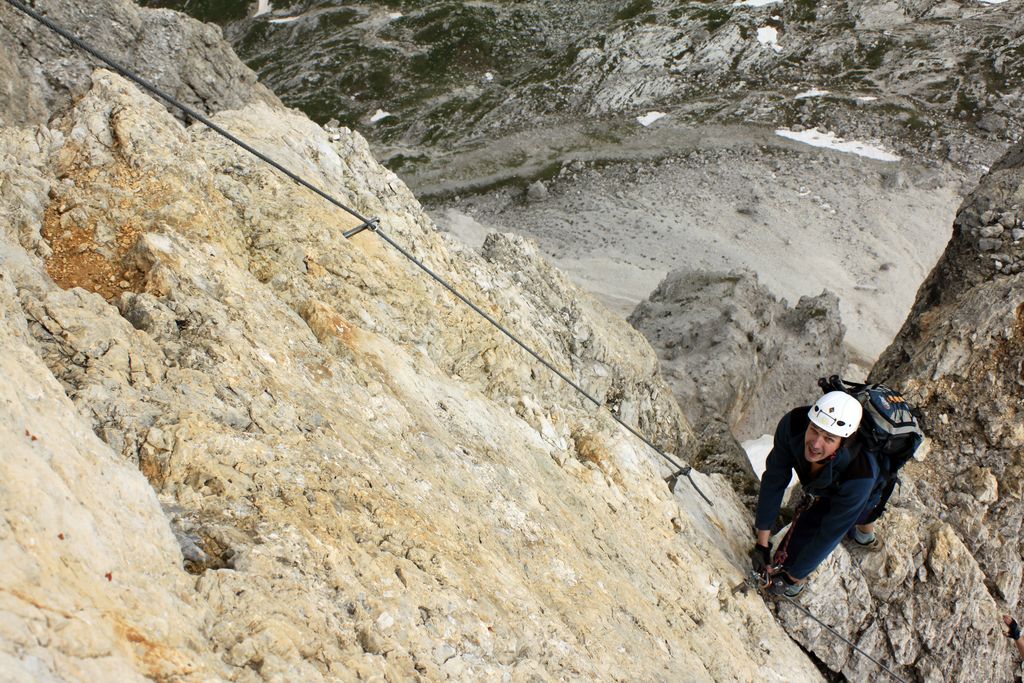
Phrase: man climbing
[{"left": 749, "top": 391, "right": 880, "bottom": 597}]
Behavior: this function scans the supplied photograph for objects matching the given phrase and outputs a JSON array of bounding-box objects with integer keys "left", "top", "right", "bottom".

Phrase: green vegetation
[
  {"left": 691, "top": 6, "right": 732, "bottom": 32},
  {"left": 382, "top": 153, "right": 430, "bottom": 172},
  {"left": 906, "top": 36, "right": 933, "bottom": 51},
  {"left": 904, "top": 113, "right": 930, "bottom": 131},
  {"left": 862, "top": 39, "right": 890, "bottom": 70},
  {"left": 615, "top": 0, "right": 655, "bottom": 22},
  {"left": 138, "top": 0, "right": 249, "bottom": 24},
  {"left": 789, "top": 0, "right": 817, "bottom": 23},
  {"left": 955, "top": 89, "right": 981, "bottom": 120}
]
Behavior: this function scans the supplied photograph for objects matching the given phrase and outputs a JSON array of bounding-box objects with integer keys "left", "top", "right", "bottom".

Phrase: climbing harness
[
  {"left": 771, "top": 491, "right": 816, "bottom": 569},
  {"left": 4, "top": 0, "right": 710, "bottom": 504}
]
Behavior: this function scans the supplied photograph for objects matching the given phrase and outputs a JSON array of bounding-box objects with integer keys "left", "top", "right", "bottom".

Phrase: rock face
[
  {"left": 0, "top": 0, "right": 281, "bottom": 127},
  {"left": 4, "top": 2, "right": 1023, "bottom": 681},
  {"left": 868, "top": 140, "right": 1024, "bottom": 679},
  {"left": 0, "top": 69, "right": 829, "bottom": 681},
  {"left": 629, "top": 268, "right": 847, "bottom": 442}
]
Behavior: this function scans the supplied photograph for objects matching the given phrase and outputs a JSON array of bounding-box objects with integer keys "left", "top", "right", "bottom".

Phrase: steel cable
[
  {"left": 779, "top": 594, "right": 908, "bottom": 683},
  {"left": 4, "top": 0, "right": 708, "bottom": 502}
]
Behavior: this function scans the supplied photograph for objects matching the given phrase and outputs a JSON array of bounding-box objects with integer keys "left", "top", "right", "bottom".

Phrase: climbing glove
[
  {"left": 749, "top": 543, "right": 772, "bottom": 575},
  {"left": 1008, "top": 619, "right": 1022, "bottom": 641}
]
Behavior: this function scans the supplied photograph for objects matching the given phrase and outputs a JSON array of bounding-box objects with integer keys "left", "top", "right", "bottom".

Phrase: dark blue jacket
[{"left": 755, "top": 407, "right": 879, "bottom": 579}]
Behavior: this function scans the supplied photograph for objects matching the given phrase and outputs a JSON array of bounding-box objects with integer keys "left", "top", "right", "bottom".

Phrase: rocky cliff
[
  {"left": 0, "top": 53, "right": 825, "bottom": 683},
  {"left": 0, "top": 0, "right": 281, "bottom": 127},
  {"left": 870, "top": 139, "right": 1024, "bottom": 678},
  {"left": 3, "top": 1, "right": 1023, "bottom": 681},
  {"left": 629, "top": 267, "right": 846, "bottom": 442},
  {"left": 755, "top": 141, "right": 1024, "bottom": 682}
]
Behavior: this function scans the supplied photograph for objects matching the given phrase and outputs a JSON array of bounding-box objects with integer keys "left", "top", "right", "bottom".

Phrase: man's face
[{"left": 804, "top": 423, "right": 842, "bottom": 463}]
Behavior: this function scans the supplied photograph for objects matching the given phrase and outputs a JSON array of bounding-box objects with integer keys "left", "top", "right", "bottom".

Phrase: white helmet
[{"left": 808, "top": 391, "right": 862, "bottom": 438}]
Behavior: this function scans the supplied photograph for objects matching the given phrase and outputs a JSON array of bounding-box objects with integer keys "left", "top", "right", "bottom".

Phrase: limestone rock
[
  {"left": 629, "top": 268, "right": 846, "bottom": 441},
  {"left": 0, "top": 69, "right": 824, "bottom": 681},
  {"left": 859, "top": 140, "right": 1024, "bottom": 679},
  {"left": 0, "top": 0, "right": 281, "bottom": 127}
]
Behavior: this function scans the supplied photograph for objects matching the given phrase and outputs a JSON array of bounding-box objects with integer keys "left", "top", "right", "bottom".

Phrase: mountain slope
[{"left": 0, "top": 64, "right": 823, "bottom": 680}]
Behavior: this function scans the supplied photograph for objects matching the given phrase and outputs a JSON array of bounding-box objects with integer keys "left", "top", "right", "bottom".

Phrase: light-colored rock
[
  {"left": 629, "top": 267, "right": 846, "bottom": 442},
  {"left": 863, "top": 139, "right": 1024, "bottom": 679},
  {"left": 0, "top": 0, "right": 281, "bottom": 128},
  {"left": 0, "top": 69, "right": 824, "bottom": 681}
]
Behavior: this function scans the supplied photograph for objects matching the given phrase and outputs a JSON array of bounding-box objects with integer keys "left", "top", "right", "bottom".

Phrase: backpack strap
[{"left": 817, "top": 374, "right": 868, "bottom": 394}]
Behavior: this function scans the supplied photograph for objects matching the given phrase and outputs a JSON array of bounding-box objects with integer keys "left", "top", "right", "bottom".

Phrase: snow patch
[
  {"left": 795, "top": 88, "right": 830, "bottom": 99},
  {"left": 484, "top": 72, "right": 494, "bottom": 82},
  {"left": 388, "top": 12, "right": 403, "bottom": 19},
  {"left": 268, "top": 15, "right": 301, "bottom": 24},
  {"left": 636, "top": 111, "right": 668, "bottom": 127},
  {"left": 775, "top": 127, "right": 901, "bottom": 162},
  {"left": 856, "top": 96, "right": 878, "bottom": 102},
  {"left": 978, "top": 0, "right": 1008, "bottom": 4},
  {"left": 735, "top": 0, "right": 781, "bottom": 6},
  {"left": 757, "top": 26, "right": 782, "bottom": 53},
  {"left": 742, "top": 434, "right": 775, "bottom": 480},
  {"left": 742, "top": 434, "right": 797, "bottom": 489},
  {"left": 255, "top": 0, "right": 271, "bottom": 17},
  {"left": 370, "top": 109, "right": 392, "bottom": 123}
]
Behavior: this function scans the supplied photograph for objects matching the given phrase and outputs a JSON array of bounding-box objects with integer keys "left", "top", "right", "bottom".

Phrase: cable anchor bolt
[
  {"left": 344, "top": 217, "right": 380, "bottom": 239},
  {"left": 664, "top": 465, "right": 691, "bottom": 493}
]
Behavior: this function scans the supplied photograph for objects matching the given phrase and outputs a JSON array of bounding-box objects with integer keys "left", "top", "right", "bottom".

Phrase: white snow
[
  {"left": 757, "top": 26, "right": 782, "bottom": 53},
  {"left": 255, "top": 0, "right": 271, "bottom": 17},
  {"left": 856, "top": 96, "right": 878, "bottom": 102},
  {"left": 742, "top": 434, "right": 797, "bottom": 489},
  {"left": 735, "top": 0, "right": 781, "bottom": 5},
  {"left": 268, "top": 15, "right": 301, "bottom": 23},
  {"left": 978, "top": 0, "right": 1008, "bottom": 4},
  {"left": 795, "top": 88, "right": 830, "bottom": 99},
  {"left": 742, "top": 434, "right": 773, "bottom": 480},
  {"left": 636, "top": 111, "right": 668, "bottom": 127},
  {"left": 370, "top": 109, "right": 392, "bottom": 123},
  {"left": 388, "top": 12, "right": 403, "bottom": 19},
  {"left": 775, "top": 127, "right": 901, "bottom": 162},
  {"left": 484, "top": 72, "right": 494, "bottom": 82}
]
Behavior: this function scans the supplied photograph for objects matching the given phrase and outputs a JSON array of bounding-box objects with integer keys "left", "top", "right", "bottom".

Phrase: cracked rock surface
[{"left": 0, "top": 69, "right": 825, "bottom": 681}]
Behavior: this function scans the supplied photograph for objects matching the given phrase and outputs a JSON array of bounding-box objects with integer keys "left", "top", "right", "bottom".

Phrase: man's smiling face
[{"left": 804, "top": 422, "right": 842, "bottom": 463}]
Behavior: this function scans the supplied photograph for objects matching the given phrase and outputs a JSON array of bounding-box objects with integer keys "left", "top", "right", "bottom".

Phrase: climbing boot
[{"left": 847, "top": 527, "right": 881, "bottom": 551}]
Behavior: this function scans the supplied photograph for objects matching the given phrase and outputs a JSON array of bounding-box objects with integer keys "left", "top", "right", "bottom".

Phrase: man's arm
[{"left": 753, "top": 412, "right": 797, "bottom": 535}]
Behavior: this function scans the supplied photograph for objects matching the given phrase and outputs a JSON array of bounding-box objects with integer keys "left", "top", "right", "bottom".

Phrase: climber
[
  {"left": 1004, "top": 616, "right": 1024, "bottom": 657},
  {"left": 749, "top": 391, "right": 880, "bottom": 597}
]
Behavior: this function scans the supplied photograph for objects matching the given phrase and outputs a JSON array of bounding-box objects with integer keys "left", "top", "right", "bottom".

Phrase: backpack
[{"left": 817, "top": 375, "right": 925, "bottom": 521}]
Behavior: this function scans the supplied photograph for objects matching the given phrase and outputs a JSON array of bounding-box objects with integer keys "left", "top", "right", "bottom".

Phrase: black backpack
[{"left": 817, "top": 375, "right": 925, "bottom": 521}]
